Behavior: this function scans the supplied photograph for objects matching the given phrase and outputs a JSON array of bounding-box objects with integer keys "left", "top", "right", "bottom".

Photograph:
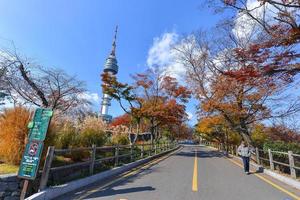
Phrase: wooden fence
[
  {"left": 39, "top": 141, "right": 177, "bottom": 190},
  {"left": 203, "top": 142, "right": 300, "bottom": 179}
]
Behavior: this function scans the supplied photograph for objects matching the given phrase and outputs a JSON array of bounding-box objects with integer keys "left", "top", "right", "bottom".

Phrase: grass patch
[
  {"left": 52, "top": 156, "right": 74, "bottom": 167},
  {"left": 0, "top": 163, "right": 19, "bottom": 174}
]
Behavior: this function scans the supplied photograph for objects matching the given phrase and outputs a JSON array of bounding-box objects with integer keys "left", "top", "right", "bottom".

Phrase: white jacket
[{"left": 237, "top": 145, "right": 252, "bottom": 157}]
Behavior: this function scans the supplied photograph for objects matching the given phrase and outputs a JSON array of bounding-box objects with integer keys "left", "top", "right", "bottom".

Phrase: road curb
[
  {"left": 26, "top": 146, "right": 181, "bottom": 200},
  {"left": 207, "top": 145, "right": 300, "bottom": 190},
  {"left": 230, "top": 154, "right": 300, "bottom": 190}
]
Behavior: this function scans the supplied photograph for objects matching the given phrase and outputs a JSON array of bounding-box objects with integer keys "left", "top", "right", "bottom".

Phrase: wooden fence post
[
  {"left": 141, "top": 144, "right": 144, "bottom": 158},
  {"left": 130, "top": 144, "right": 134, "bottom": 162},
  {"left": 268, "top": 149, "right": 274, "bottom": 171},
  {"left": 256, "top": 147, "right": 260, "bottom": 165},
  {"left": 288, "top": 151, "right": 296, "bottom": 179},
  {"left": 115, "top": 145, "right": 119, "bottom": 167},
  {"left": 20, "top": 180, "right": 29, "bottom": 200},
  {"left": 149, "top": 143, "right": 152, "bottom": 156},
  {"left": 39, "top": 146, "right": 55, "bottom": 191},
  {"left": 154, "top": 143, "right": 157, "bottom": 154},
  {"left": 89, "top": 144, "right": 96, "bottom": 175}
]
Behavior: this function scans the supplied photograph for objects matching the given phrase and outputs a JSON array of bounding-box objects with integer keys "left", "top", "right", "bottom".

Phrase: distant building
[{"left": 99, "top": 26, "right": 119, "bottom": 123}]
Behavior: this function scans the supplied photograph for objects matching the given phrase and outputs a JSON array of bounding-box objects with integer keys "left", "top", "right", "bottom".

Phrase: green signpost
[{"left": 18, "top": 108, "right": 53, "bottom": 199}]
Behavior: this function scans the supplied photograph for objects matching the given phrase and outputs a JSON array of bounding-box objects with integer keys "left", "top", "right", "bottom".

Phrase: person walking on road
[{"left": 237, "top": 141, "right": 252, "bottom": 175}]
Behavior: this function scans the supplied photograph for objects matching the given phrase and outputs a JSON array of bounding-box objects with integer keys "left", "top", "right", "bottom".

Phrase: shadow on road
[
  {"left": 87, "top": 186, "right": 155, "bottom": 198},
  {"left": 74, "top": 165, "right": 159, "bottom": 199},
  {"left": 175, "top": 150, "right": 225, "bottom": 158}
]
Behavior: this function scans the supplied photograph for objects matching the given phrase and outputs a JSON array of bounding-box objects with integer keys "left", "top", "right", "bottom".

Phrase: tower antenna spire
[{"left": 111, "top": 25, "right": 118, "bottom": 56}]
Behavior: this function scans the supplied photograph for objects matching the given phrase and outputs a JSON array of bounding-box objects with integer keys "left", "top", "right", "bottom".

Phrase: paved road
[{"left": 57, "top": 146, "right": 300, "bottom": 200}]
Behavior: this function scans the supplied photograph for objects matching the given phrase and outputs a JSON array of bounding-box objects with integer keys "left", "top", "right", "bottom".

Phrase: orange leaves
[
  {"left": 110, "top": 114, "right": 131, "bottom": 127},
  {"left": 0, "top": 107, "right": 32, "bottom": 164},
  {"left": 199, "top": 71, "right": 274, "bottom": 135},
  {"left": 161, "top": 75, "right": 191, "bottom": 102},
  {"left": 102, "top": 68, "right": 190, "bottom": 135},
  {"left": 132, "top": 73, "right": 154, "bottom": 89},
  {"left": 197, "top": 115, "right": 224, "bottom": 134},
  {"left": 131, "top": 70, "right": 190, "bottom": 127},
  {"left": 224, "top": 68, "right": 261, "bottom": 82}
]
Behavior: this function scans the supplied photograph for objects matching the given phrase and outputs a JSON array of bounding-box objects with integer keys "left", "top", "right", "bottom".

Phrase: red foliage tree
[{"left": 110, "top": 114, "right": 131, "bottom": 127}]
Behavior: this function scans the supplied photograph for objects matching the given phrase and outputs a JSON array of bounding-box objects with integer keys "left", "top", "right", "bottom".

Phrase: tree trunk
[
  {"left": 241, "top": 132, "right": 252, "bottom": 145},
  {"left": 150, "top": 119, "right": 155, "bottom": 145},
  {"left": 240, "top": 121, "right": 253, "bottom": 145},
  {"left": 18, "top": 63, "right": 49, "bottom": 107}
]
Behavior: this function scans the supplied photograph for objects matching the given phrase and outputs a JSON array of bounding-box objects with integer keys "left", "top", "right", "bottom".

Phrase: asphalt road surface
[{"left": 56, "top": 145, "right": 300, "bottom": 200}]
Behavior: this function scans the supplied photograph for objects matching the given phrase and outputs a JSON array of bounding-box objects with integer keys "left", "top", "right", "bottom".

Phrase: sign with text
[
  {"left": 18, "top": 108, "right": 53, "bottom": 180},
  {"left": 18, "top": 140, "right": 43, "bottom": 180},
  {"left": 28, "top": 108, "right": 53, "bottom": 141}
]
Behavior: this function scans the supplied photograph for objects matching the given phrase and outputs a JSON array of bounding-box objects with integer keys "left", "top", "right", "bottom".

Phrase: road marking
[
  {"left": 227, "top": 158, "right": 300, "bottom": 200},
  {"left": 192, "top": 149, "right": 198, "bottom": 192},
  {"left": 74, "top": 147, "right": 182, "bottom": 200}
]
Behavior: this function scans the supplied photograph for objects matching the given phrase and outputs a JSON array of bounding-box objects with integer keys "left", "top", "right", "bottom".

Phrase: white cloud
[
  {"left": 187, "top": 111, "right": 193, "bottom": 120},
  {"left": 232, "top": 0, "right": 295, "bottom": 44},
  {"left": 78, "top": 92, "right": 99, "bottom": 103},
  {"left": 147, "top": 32, "right": 178, "bottom": 68},
  {"left": 232, "top": 0, "right": 262, "bottom": 41},
  {"left": 147, "top": 32, "right": 186, "bottom": 81}
]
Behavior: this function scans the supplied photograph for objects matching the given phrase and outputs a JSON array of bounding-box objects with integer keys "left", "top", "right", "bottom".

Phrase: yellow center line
[
  {"left": 226, "top": 157, "right": 300, "bottom": 200},
  {"left": 192, "top": 149, "right": 198, "bottom": 192}
]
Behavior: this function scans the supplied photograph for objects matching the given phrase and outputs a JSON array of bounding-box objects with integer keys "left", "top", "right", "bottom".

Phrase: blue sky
[{"left": 0, "top": 0, "right": 224, "bottom": 125}]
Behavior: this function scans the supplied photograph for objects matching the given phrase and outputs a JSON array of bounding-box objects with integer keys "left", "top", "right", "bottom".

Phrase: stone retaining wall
[{"left": 0, "top": 174, "right": 22, "bottom": 200}]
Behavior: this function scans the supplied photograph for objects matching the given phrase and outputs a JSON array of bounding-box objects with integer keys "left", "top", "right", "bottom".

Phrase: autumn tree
[
  {"left": 265, "top": 125, "right": 300, "bottom": 143},
  {"left": 110, "top": 113, "right": 132, "bottom": 127},
  {"left": 164, "top": 123, "right": 193, "bottom": 141},
  {"left": 196, "top": 115, "right": 241, "bottom": 150},
  {"left": 250, "top": 123, "right": 269, "bottom": 148},
  {"left": 132, "top": 70, "right": 191, "bottom": 142},
  {"left": 205, "top": 0, "right": 300, "bottom": 78},
  {"left": 101, "top": 72, "right": 142, "bottom": 135},
  {"left": 175, "top": 28, "right": 293, "bottom": 145},
  {"left": 0, "top": 47, "right": 89, "bottom": 112},
  {"left": 102, "top": 69, "right": 191, "bottom": 143}
]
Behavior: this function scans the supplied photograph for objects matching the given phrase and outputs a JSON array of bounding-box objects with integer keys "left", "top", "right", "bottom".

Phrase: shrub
[
  {"left": 0, "top": 107, "right": 32, "bottom": 164},
  {"left": 111, "top": 133, "right": 129, "bottom": 145},
  {"left": 109, "top": 125, "right": 129, "bottom": 145},
  {"left": 263, "top": 140, "right": 300, "bottom": 174},
  {"left": 263, "top": 140, "right": 300, "bottom": 154},
  {"left": 78, "top": 117, "right": 107, "bottom": 147},
  {"left": 55, "top": 120, "right": 79, "bottom": 149}
]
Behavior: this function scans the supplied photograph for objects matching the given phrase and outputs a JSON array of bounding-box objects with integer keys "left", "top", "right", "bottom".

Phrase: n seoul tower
[{"left": 100, "top": 26, "right": 119, "bottom": 123}]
